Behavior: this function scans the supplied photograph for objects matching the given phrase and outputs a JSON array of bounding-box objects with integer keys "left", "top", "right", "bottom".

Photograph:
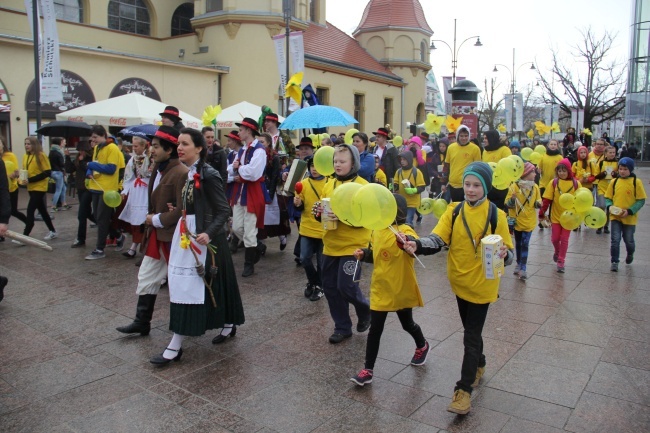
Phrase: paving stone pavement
[{"left": 1, "top": 168, "right": 649, "bottom": 433}]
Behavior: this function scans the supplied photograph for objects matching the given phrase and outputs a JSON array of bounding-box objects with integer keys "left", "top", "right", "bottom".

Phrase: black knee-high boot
[{"left": 116, "top": 294, "right": 157, "bottom": 335}]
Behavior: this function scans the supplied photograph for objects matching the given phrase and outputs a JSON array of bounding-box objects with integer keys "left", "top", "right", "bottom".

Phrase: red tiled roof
[
  {"left": 354, "top": 0, "right": 433, "bottom": 35},
  {"left": 303, "top": 21, "right": 401, "bottom": 81}
]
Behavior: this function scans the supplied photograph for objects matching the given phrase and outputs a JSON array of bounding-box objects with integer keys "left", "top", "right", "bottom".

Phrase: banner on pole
[
  {"left": 514, "top": 93, "right": 524, "bottom": 132},
  {"left": 289, "top": 31, "right": 304, "bottom": 74},
  {"left": 273, "top": 33, "right": 288, "bottom": 94}
]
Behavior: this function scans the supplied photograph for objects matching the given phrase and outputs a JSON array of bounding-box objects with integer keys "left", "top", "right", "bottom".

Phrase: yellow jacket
[
  {"left": 394, "top": 167, "right": 425, "bottom": 208},
  {"left": 2, "top": 152, "right": 19, "bottom": 193},
  {"left": 542, "top": 178, "right": 581, "bottom": 224},
  {"left": 482, "top": 146, "right": 512, "bottom": 163},
  {"left": 22, "top": 153, "right": 51, "bottom": 192},
  {"left": 374, "top": 168, "right": 387, "bottom": 187},
  {"left": 595, "top": 159, "right": 618, "bottom": 195},
  {"left": 572, "top": 160, "right": 596, "bottom": 190},
  {"left": 446, "top": 142, "right": 482, "bottom": 188},
  {"left": 88, "top": 143, "right": 124, "bottom": 193},
  {"left": 539, "top": 153, "right": 563, "bottom": 189},
  {"left": 298, "top": 177, "right": 327, "bottom": 239},
  {"left": 506, "top": 182, "right": 542, "bottom": 232},
  {"left": 605, "top": 176, "right": 647, "bottom": 225}
]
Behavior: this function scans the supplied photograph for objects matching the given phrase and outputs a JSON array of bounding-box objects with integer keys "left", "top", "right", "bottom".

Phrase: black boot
[
  {"left": 116, "top": 294, "right": 157, "bottom": 335},
  {"left": 242, "top": 248, "right": 256, "bottom": 277},
  {"left": 256, "top": 241, "right": 267, "bottom": 257},
  {"left": 229, "top": 234, "right": 239, "bottom": 254}
]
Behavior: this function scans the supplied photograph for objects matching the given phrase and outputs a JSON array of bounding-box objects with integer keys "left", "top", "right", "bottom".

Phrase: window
[
  {"left": 309, "top": 0, "right": 318, "bottom": 22},
  {"left": 354, "top": 93, "right": 365, "bottom": 131},
  {"left": 316, "top": 87, "right": 329, "bottom": 106},
  {"left": 206, "top": 0, "right": 223, "bottom": 12},
  {"left": 384, "top": 98, "right": 393, "bottom": 127},
  {"left": 54, "top": 0, "right": 83, "bottom": 23},
  {"left": 108, "top": 0, "right": 150, "bottom": 36},
  {"left": 420, "top": 40, "right": 427, "bottom": 62},
  {"left": 283, "top": 0, "right": 298, "bottom": 18},
  {"left": 171, "top": 3, "right": 194, "bottom": 36}
]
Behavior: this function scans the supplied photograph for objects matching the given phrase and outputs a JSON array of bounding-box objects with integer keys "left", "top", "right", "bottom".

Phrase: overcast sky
[{"left": 326, "top": 0, "right": 631, "bottom": 96}]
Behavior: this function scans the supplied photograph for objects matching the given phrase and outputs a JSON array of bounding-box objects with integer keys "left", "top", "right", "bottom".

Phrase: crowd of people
[{"left": 0, "top": 107, "right": 647, "bottom": 416}]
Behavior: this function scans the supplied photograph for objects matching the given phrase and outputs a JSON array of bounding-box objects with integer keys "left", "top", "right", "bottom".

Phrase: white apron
[
  {"left": 168, "top": 214, "right": 207, "bottom": 304},
  {"left": 118, "top": 177, "right": 149, "bottom": 225}
]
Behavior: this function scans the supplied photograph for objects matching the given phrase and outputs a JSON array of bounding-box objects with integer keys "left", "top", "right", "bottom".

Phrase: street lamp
[
  {"left": 282, "top": 0, "right": 292, "bottom": 116},
  {"left": 429, "top": 18, "right": 482, "bottom": 86},
  {"left": 493, "top": 48, "right": 535, "bottom": 136}
]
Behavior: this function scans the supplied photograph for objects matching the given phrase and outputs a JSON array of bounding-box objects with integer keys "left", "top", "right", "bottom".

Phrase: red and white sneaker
[
  {"left": 350, "top": 369, "right": 373, "bottom": 386},
  {"left": 411, "top": 341, "right": 430, "bottom": 366}
]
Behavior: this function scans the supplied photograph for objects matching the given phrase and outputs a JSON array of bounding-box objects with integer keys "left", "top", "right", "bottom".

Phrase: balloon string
[{"left": 387, "top": 225, "right": 426, "bottom": 269}]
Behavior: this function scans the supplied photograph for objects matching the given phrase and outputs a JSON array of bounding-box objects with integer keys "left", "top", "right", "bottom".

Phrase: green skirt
[{"left": 169, "top": 232, "right": 245, "bottom": 336}]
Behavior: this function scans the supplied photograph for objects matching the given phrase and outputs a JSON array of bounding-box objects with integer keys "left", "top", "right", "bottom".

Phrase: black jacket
[
  {"left": 207, "top": 145, "right": 228, "bottom": 182},
  {"left": 0, "top": 160, "right": 10, "bottom": 224},
  {"left": 49, "top": 149, "right": 65, "bottom": 172},
  {"left": 373, "top": 144, "right": 399, "bottom": 182},
  {"left": 194, "top": 163, "right": 230, "bottom": 240},
  {"left": 66, "top": 154, "right": 92, "bottom": 191}
]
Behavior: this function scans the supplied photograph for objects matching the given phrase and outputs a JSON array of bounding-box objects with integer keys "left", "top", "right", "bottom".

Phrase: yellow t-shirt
[
  {"left": 369, "top": 224, "right": 424, "bottom": 311},
  {"left": 374, "top": 168, "right": 387, "bottom": 187},
  {"left": 88, "top": 143, "right": 122, "bottom": 193},
  {"left": 605, "top": 176, "right": 647, "bottom": 225},
  {"left": 2, "top": 152, "right": 19, "bottom": 193},
  {"left": 506, "top": 183, "right": 542, "bottom": 232},
  {"left": 543, "top": 178, "right": 581, "bottom": 224},
  {"left": 298, "top": 177, "right": 327, "bottom": 239},
  {"left": 588, "top": 151, "right": 605, "bottom": 186},
  {"left": 394, "top": 167, "right": 425, "bottom": 208},
  {"left": 596, "top": 160, "right": 618, "bottom": 195},
  {"left": 482, "top": 146, "right": 512, "bottom": 163},
  {"left": 22, "top": 153, "right": 51, "bottom": 192},
  {"left": 539, "top": 153, "right": 563, "bottom": 190},
  {"left": 321, "top": 176, "right": 371, "bottom": 256},
  {"left": 432, "top": 200, "right": 513, "bottom": 304},
  {"left": 446, "top": 142, "right": 482, "bottom": 188},
  {"left": 572, "top": 160, "right": 596, "bottom": 190}
]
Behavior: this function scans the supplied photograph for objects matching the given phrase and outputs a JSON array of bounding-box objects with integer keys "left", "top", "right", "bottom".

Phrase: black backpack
[{"left": 449, "top": 201, "right": 498, "bottom": 246}]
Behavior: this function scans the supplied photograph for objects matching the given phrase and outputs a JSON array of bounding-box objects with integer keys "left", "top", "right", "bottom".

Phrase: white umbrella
[
  {"left": 55, "top": 93, "right": 202, "bottom": 129},
  {"left": 215, "top": 101, "right": 285, "bottom": 129}
]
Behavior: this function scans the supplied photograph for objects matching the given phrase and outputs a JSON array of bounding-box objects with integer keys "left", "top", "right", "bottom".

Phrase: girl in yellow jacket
[
  {"left": 593, "top": 145, "right": 618, "bottom": 234},
  {"left": 404, "top": 161, "right": 514, "bottom": 415},
  {"left": 293, "top": 157, "right": 327, "bottom": 301},
  {"left": 350, "top": 194, "right": 428, "bottom": 387},
  {"left": 572, "top": 145, "right": 596, "bottom": 190},
  {"left": 0, "top": 136, "right": 27, "bottom": 232},
  {"left": 21, "top": 137, "right": 57, "bottom": 239},
  {"left": 318, "top": 144, "right": 372, "bottom": 344}
]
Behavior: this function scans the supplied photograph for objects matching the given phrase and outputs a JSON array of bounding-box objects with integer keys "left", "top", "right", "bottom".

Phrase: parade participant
[
  {"left": 372, "top": 154, "right": 387, "bottom": 187},
  {"left": 263, "top": 112, "right": 295, "bottom": 160},
  {"left": 352, "top": 132, "right": 375, "bottom": 183},
  {"left": 204, "top": 126, "right": 227, "bottom": 181},
  {"left": 228, "top": 117, "right": 268, "bottom": 277},
  {"left": 403, "top": 162, "right": 514, "bottom": 415},
  {"left": 538, "top": 139, "right": 563, "bottom": 196},
  {"left": 572, "top": 146, "right": 596, "bottom": 192},
  {"left": 482, "top": 130, "right": 512, "bottom": 210},
  {"left": 67, "top": 140, "right": 96, "bottom": 247},
  {"left": 48, "top": 137, "right": 70, "bottom": 211},
  {"left": 116, "top": 126, "right": 188, "bottom": 337},
  {"left": 394, "top": 151, "right": 425, "bottom": 226},
  {"left": 505, "top": 162, "right": 541, "bottom": 280},
  {"left": 350, "top": 194, "right": 429, "bottom": 387},
  {"left": 593, "top": 145, "right": 619, "bottom": 234},
  {"left": 428, "top": 138, "right": 448, "bottom": 198},
  {"left": 605, "top": 157, "right": 646, "bottom": 272},
  {"left": 0, "top": 158, "right": 10, "bottom": 301},
  {"left": 21, "top": 137, "right": 57, "bottom": 240},
  {"left": 538, "top": 159, "right": 581, "bottom": 273},
  {"left": 160, "top": 105, "right": 185, "bottom": 131},
  {"left": 224, "top": 130, "right": 243, "bottom": 254},
  {"left": 444, "top": 125, "right": 482, "bottom": 202},
  {"left": 150, "top": 128, "right": 244, "bottom": 363},
  {"left": 118, "top": 136, "right": 151, "bottom": 258},
  {"left": 85, "top": 125, "right": 126, "bottom": 260},
  {"left": 0, "top": 136, "right": 27, "bottom": 233},
  {"left": 372, "top": 127, "right": 399, "bottom": 185},
  {"left": 509, "top": 140, "right": 521, "bottom": 157},
  {"left": 319, "top": 144, "right": 371, "bottom": 344}
]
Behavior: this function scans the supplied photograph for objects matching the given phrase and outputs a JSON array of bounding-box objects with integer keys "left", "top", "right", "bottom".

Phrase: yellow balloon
[
  {"left": 508, "top": 155, "right": 525, "bottom": 180},
  {"left": 344, "top": 128, "right": 359, "bottom": 145},
  {"left": 574, "top": 190, "right": 594, "bottom": 213},
  {"left": 417, "top": 198, "right": 434, "bottom": 215},
  {"left": 432, "top": 198, "right": 449, "bottom": 219},
  {"left": 497, "top": 157, "right": 518, "bottom": 180},
  {"left": 492, "top": 166, "right": 512, "bottom": 189},
  {"left": 487, "top": 161, "right": 498, "bottom": 171},
  {"left": 520, "top": 147, "right": 534, "bottom": 161},
  {"left": 331, "top": 182, "right": 363, "bottom": 226},
  {"left": 351, "top": 183, "right": 398, "bottom": 230},
  {"left": 583, "top": 206, "right": 607, "bottom": 229},
  {"left": 534, "top": 145, "right": 547, "bottom": 155},
  {"left": 103, "top": 190, "right": 122, "bottom": 208},
  {"left": 529, "top": 152, "right": 542, "bottom": 165},
  {"left": 559, "top": 193, "right": 576, "bottom": 209},
  {"left": 576, "top": 187, "right": 592, "bottom": 196},
  {"left": 560, "top": 209, "right": 582, "bottom": 230},
  {"left": 313, "top": 146, "right": 335, "bottom": 176},
  {"left": 393, "top": 135, "right": 403, "bottom": 147}
]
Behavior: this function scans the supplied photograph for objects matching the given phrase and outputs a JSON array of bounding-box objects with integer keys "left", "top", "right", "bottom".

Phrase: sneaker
[
  {"left": 472, "top": 366, "right": 486, "bottom": 387},
  {"left": 304, "top": 283, "right": 315, "bottom": 298},
  {"left": 447, "top": 389, "right": 471, "bottom": 415},
  {"left": 63, "top": 204, "right": 72, "bottom": 210},
  {"left": 44, "top": 231, "right": 58, "bottom": 240},
  {"left": 11, "top": 240, "right": 24, "bottom": 246},
  {"left": 557, "top": 266, "right": 565, "bottom": 273},
  {"left": 357, "top": 319, "right": 371, "bottom": 333},
  {"left": 85, "top": 249, "right": 106, "bottom": 260},
  {"left": 115, "top": 234, "right": 125, "bottom": 252},
  {"left": 596, "top": 228, "right": 602, "bottom": 234},
  {"left": 295, "top": 257, "right": 302, "bottom": 267},
  {"left": 0, "top": 276, "right": 7, "bottom": 302},
  {"left": 350, "top": 369, "right": 373, "bottom": 386},
  {"left": 416, "top": 215, "right": 423, "bottom": 225},
  {"left": 552, "top": 253, "right": 558, "bottom": 263},
  {"left": 50, "top": 207, "right": 59, "bottom": 212},
  {"left": 71, "top": 240, "right": 85, "bottom": 248},
  {"left": 411, "top": 341, "right": 430, "bottom": 366},
  {"left": 626, "top": 254, "right": 634, "bottom": 265},
  {"left": 309, "top": 286, "right": 324, "bottom": 302},
  {"left": 519, "top": 270, "right": 528, "bottom": 280},
  {"left": 328, "top": 332, "right": 352, "bottom": 344},
  {"left": 604, "top": 226, "right": 610, "bottom": 234},
  {"left": 35, "top": 214, "right": 43, "bottom": 221},
  {"left": 513, "top": 264, "right": 520, "bottom": 276},
  {"left": 610, "top": 262, "right": 618, "bottom": 272}
]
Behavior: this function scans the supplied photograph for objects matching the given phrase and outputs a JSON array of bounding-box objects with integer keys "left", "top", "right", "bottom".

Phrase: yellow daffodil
[
  {"left": 201, "top": 105, "right": 222, "bottom": 127},
  {"left": 285, "top": 72, "right": 304, "bottom": 104},
  {"left": 445, "top": 115, "right": 463, "bottom": 134}
]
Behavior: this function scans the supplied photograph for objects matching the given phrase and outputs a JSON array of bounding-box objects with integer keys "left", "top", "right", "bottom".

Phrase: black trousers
[
  {"left": 76, "top": 189, "right": 96, "bottom": 243},
  {"left": 9, "top": 189, "right": 27, "bottom": 225},
  {"left": 365, "top": 308, "right": 426, "bottom": 370},
  {"left": 91, "top": 192, "right": 118, "bottom": 250},
  {"left": 24, "top": 191, "right": 55, "bottom": 236},
  {"left": 449, "top": 185, "right": 465, "bottom": 202},
  {"left": 455, "top": 296, "right": 489, "bottom": 393}
]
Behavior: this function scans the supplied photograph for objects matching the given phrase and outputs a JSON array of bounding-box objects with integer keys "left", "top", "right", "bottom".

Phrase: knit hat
[
  {"left": 577, "top": 145, "right": 589, "bottom": 160},
  {"left": 618, "top": 157, "right": 635, "bottom": 172},
  {"left": 335, "top": 144, "right": 360, "bottom": 179},
  {"left": 463, "top": 161, "right": 493, "bottom": 193},
  {"left": 556, "top": 158, "right": 574, "bottom": 178},
  {"left": 522, "top": 162, "right": 536, "bottom": 178},
  {"left": 510, "top": 140, "right": 521, "bottom": 149}
]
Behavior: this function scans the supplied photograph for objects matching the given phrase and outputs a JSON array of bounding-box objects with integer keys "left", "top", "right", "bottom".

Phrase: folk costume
[{"left": 119, "top": 151, "right": 151, "bottom": 254}]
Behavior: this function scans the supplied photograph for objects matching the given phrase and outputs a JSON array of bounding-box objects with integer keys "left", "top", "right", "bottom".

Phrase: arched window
[
  {"left": 171, "top": 3, "right": 194, "bottom": 36},
  {"left": 54, "top": 0, "right": 83, "bottom": 23},
  {"left": 420, "top": 41, "right": 427, "bottom": 62},
  {"left": 108, "top": 0, "right": 150, "bottom": 36}
]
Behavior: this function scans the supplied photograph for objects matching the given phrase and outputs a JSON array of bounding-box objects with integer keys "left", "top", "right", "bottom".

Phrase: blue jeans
[
  {"left": 514, "top": 230, "right": 533, "bottom": 271},
  {"left": 610, "top": 220, "right": 635, "bottom": 263},
  {"left": 300, "top": 235, "right": 323, "bottom": 286},
  {"left": 406, "top": 207, "right": 416, "bottom": 225},
  {"left": 51, "top": 171, "right": 66, "bottom": 207}
]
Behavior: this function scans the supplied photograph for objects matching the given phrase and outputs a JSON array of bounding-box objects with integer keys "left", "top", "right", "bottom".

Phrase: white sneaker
[{"left": 44, "top": 231, "right": 58, "bottom": 240}]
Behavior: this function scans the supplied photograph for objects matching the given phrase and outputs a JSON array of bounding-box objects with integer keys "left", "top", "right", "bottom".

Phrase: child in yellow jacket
[
  {"left": 350, "top": 194, "right": 428, "bottom": 387},
  {"left": 593, "top": 145, "right": 618, "bottom": 234}
]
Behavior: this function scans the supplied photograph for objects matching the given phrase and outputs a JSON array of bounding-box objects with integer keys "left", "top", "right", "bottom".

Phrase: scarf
[{"left": 51, "top": 144, "right": 65, "bottom": 158}]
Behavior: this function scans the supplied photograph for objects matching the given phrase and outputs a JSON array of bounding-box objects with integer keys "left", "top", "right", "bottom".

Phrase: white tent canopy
[
  {"left": 215, "top": 101, "right": 284, "bottom": 129},
  {"left": 55, "top": 93, "right": 202, "bottom": 129}
]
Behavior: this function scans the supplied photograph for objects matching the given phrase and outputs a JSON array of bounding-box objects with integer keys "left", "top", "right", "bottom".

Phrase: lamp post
[
  {"left": 429, "top": 19, "right": 482, "bottom": 87},
  {"left": 493, "top": 48, "right": 535, "bottom": 136},
  {"left": 282, "top": 0, "right": 292, "bottom": 117}
]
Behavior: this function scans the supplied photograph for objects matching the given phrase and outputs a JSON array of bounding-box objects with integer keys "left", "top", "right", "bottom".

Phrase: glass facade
[{"left": 625, "top": 0, "right": 650, "bottom": 160}]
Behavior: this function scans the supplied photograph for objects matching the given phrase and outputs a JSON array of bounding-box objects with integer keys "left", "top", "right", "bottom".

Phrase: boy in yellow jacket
[
  {"left": 293, "top": 157, "right": 327, "bottom": 300},
  {"left": 593, "top": 145, "right": 618, "bottom": 234},
  {"left": 393, "top": 151, "right": 425, "bottom": 225},
  {"left": 350, "top": 194, "right": 428, "bottom": 386},
  {"left": 605, "top": 158, "right": 646, "bottom": 271},
  {"left": 404, "top": 162, "right": 514, "bottom": 415}
]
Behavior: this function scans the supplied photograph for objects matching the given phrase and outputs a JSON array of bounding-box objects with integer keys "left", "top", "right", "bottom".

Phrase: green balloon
[
  {"left": 103, "top": 190, "right": 122, "bottom": 208},
  {"left": 432, "top": 199, "right": 449, "bottom": 219},
  {"left": 521, "top": 147, "right": 534, "bottom": 160},
  {"left": 313, "top": 146, "right": 335, "bottom": 176}
]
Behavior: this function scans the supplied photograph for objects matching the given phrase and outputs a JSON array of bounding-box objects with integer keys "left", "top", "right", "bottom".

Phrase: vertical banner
[
  {"left": 24, "top": 0, "right": 42, "bottom": 60},
  {"left": 504, "top": 93, "right": 513, "bottom": 133},
  {"left": 273, "top": 33, "right": 288, "bottom": 95},
  {"left": 571, "top": 108, "right": 584, "bottom": 131},
  {"left": 288, "top": 31, "right": 304, "bottom": 74},
  {"left": 514, "top": 92, "right": 524, "bottom": 132},
  {"left": 544, "top": 104, "right": 561, "bottom": 126}
]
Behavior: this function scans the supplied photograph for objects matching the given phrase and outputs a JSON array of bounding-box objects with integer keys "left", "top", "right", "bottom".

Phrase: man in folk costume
[
  {"left": 263, "top": 112, "right": 295, "bottom": 160},
  {"left": 372, "top": 127, "right": 400, "bottom": 187},
  {"left": 160, "top": 106, "right": 185, "bottom": 132},
  {"left": 229, "top": 118, "right": 269, "bottom": 277},
  {"left": 116, "top": 126, "right": 188, "bottom": 336}
]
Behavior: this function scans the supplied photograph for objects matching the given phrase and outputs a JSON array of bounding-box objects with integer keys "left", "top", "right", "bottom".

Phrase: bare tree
[
  {"left": 478, "top": 78, "right": 504, "bottom": 131},
  {"left": 537, "top": 27, "right": 626, "bottom": 131}
]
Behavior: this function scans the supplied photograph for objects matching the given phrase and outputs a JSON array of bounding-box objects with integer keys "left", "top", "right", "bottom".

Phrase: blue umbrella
[
  {"left": 279, "top": 105, "right": 357, "bottom": 130},
  {"left": 119, "top": 124, "right": 158, "bottom": 139}
]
